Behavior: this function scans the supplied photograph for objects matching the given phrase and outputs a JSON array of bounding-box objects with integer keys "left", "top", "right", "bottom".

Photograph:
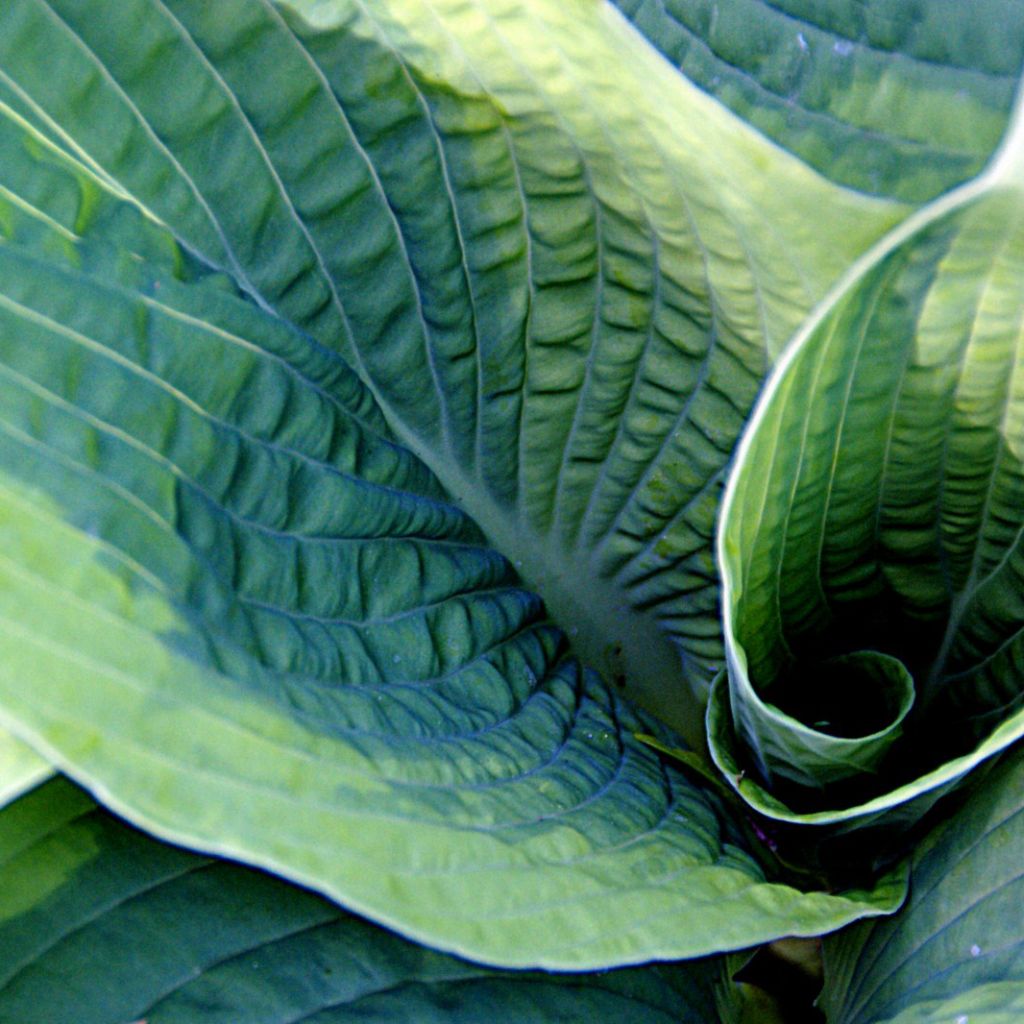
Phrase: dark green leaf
[
  {"left": 821, "top": 749, "right": 1024, "bottom": 1024},
  {"left": 0, "top": 777, "right": 739, "bottom": 1024}
]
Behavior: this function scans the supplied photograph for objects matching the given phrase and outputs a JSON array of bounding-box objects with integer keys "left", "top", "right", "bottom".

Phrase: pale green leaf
[
  {"left": 0, "top": 727, "right": 50, "bottom": 808},
  {"left": 0, "top": 0, "right": 922, "bottom": 967}
]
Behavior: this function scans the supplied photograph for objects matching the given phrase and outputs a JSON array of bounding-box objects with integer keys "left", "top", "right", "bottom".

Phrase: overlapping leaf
[
  {"left": 614, "top": 0, "right": 1024, "bottom": 201},
  {"left": 713, "top": 102, "right": 1024, "bottom": 853},
  {"left": 0, "top": 777, "right": 738, "bottom": 1024},
  {"left": 820, "top": 748, "right": 1024, "bottom": 1024}
]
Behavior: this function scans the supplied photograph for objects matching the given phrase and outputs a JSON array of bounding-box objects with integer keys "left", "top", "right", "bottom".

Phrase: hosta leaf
[
  {"left": 0, "top": 777, "right": 739, "bottom": 1024},
  {"left": 0, "top": 236, "right": 907, "bottom": 967},
  {"left": 0, "top": 0, "right": 908, "bottom": 744},
  {"left": 0, "top": 0, "right": 925, "bottom": 967},
  {"left": 820, "top": 749, "right": 1024, "bottom": 1024},
  {"left": 712, "top": 95, "right": 1024, "bottom": 853},
  {"left": 614, "top": 0, "right": 1024, "bottom": 202}
]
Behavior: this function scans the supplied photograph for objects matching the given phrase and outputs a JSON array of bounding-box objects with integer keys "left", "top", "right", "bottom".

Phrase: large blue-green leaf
[
  {"left": 0, "top": 0, "right": 922, "bottom": 968},
  {"left": 0, "top": 0, "right": 909, "bottom": 745},
  {"left": 711, "top": 97, "right": 1024, "bottom": 856},
  {"left": 0, "top": 777, "right": 739, "bottom": 1024},
  {"left": 0, "top": 231, "right": 908, "bottom": 966},
  {"left": 820, "top": 749, "right": 1024, "bottom": 1024},
  {"left": 614, "top": 0, "right": 1024, "bottom": 202}
]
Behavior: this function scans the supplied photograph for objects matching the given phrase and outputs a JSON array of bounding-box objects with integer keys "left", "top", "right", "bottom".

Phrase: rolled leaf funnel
[
  {"left": 734, "top": 650, "right": 915, "bottom": 791},
  {"left": 711, "top": 98, "right": 1024, "bottom": 850}
]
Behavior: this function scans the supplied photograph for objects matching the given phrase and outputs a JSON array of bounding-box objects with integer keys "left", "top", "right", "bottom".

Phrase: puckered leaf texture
[
  {"left": 0, "top": 0, "right": 909, "bottom": 739},
  {"left": 0, "top": 224, "right": 909, "bottom": 967},
  {"left": 0, "top": 0, "right": 924, "bottom": 967}
]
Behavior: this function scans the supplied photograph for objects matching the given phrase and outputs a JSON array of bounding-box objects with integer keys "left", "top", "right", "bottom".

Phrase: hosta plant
[{"left": 1, "top": 0, "right": 1024, "bottom": 1020}]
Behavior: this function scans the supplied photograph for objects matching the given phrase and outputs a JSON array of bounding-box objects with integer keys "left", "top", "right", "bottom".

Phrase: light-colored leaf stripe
[
  {"left": 0, "top": 0, "right": 907, "bottom": 742},
  {"left": 821, "top": 750, "right": 1024, "bottom": 1024},
  {"left": 712, "top": 90, "right": 1024, "bottom": 838},
  {"left": 0, "top": 778, "right": 736, "bottom": 1024},
  {"left": 613, "top": 0, "right": 1023, "bottom": 201}
]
